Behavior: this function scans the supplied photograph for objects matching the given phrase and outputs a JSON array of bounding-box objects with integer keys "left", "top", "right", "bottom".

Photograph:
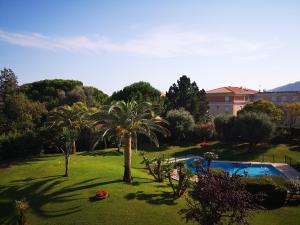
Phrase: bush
[
  {"left": 234, "top": 112, "right": 275, "bottom": 150},
  {"left": 166, "top": 108, "right": 195, "bottom": 142},
  {"left": 243, "top": 176, "right": 288, "bottom": 208},
  {"left": 193, "top": 122, "right": 214, "bottom": 141},
  {"left": 0, "top": 131, "right": 43, "bottom": 160}
]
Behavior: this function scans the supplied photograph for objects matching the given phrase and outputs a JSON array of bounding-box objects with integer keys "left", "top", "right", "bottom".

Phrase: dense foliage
[
  {"left": 21, "top": 79, "right": 108, "bottom": 110},
  {"left": 182, "top": 170, "right": 259, "bottom": 225},
  {"left": 0, "top": 68, "right": 18, "bottom": 100},
  {"left": 166, "top": 75, "right": 209, "bottom": 122},
  {"left": 238, "top": 99, "right": 283, "bottom": 123},
  {"left": 110, "top": 81, "right": 163, "bottom": 105},
  {"left": 235, "top": 112, "right": 275, "bottom": 150},
  {"left": 278, "top": 102, "right": 300, "bottom": 128},
  {"left": 166, "top": 108, "right": 195, "bottom": 142}
]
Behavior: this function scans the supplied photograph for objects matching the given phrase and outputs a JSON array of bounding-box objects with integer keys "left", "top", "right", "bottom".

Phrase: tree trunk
[
  {"left": 123, "top": 135, "right": 132, "bottom": 183},
  {"left": 71, "top": 140, "right": 76, "bottom": 154},
  {"left": 64, "top": 154, "right": 69, "bottom": 177}
]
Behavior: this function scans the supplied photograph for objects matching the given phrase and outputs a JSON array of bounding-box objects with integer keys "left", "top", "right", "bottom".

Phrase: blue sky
[{"left": 0, "top": 0, "right": 300, "bottom": 94}]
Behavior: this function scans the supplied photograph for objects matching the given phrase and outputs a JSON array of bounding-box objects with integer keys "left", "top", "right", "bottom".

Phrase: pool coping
[{"left": 168, "top": 155, "right": 300, "bottom": 180}]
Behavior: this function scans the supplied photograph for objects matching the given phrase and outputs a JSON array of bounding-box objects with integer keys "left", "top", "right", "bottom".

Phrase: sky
[{"left": 0, "top": 0, "right": 300, "bottom": 95}]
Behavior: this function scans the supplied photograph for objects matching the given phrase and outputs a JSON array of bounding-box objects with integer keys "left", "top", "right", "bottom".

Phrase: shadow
[
  {"left": 289, "top": 145, "right": 300, "bottom": 152},
  {"left": 0, "top": 176, "right": 122, "bottom": 224},
  {"left": 124, "top": 190, "right": 177, "bottom": 205},
  {"left": 79, "top": 150, "right": 123, "bottom": 157}
]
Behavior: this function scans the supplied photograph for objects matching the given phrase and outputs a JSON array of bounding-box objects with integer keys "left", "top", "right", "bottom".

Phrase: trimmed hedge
[
  {"left": 0, "top": 131, "right": 43, "bottom": 160},
  {"left": 243, "top": 176, "right": 288, "bottom": 209}
]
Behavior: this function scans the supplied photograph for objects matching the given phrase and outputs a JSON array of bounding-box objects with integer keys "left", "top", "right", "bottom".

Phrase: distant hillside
[{"left": 271, "top": 81, "right": 300, "bottom": 92}]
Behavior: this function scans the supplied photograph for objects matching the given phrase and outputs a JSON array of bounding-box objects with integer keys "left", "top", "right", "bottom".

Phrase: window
[
  {"left": 225, "top": 96, "right": 230, "bottom": 102},
  {"left": 224, "top": 106, "right": 230, "bottom": 112}
]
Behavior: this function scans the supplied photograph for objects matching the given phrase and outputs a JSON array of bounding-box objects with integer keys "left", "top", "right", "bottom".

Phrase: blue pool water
[{"left": 183, "top": 158, "right": 286, "bottom": 177}]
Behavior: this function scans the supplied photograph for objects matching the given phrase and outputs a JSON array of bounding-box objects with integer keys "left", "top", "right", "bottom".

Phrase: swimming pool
[{"left": 183, "top": 157, "right": 286, "bottom": 177}]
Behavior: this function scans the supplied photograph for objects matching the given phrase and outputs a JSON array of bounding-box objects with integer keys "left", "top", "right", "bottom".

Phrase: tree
[
  {"left": 93, "top": 101, "right": 170, "bottom": 183},
  {"left": 110, "top": 81, "right": 162, "bottom": 104},
  {"left": 3, "top": 93, "right": 47, "bottom": 132},
  {"left": 47, "top": 102, "right": 90, "bottom": 154},
  {"left": 59, "top": 127, "right": 79, "bottom": 177},
  {"left": 166, "top": 75, "right": 209, "bottom": 122},
  {"left": 0, "top": 68, "right": 18, "bottom": 100},
  {"left": 278, "top": 103, "right": 300, "bottom": 129},
  {"left": 21, "top": 79, "right": 108, "bottom": 110},
  {"left": 181, "top": 170, "right": 259, "bottom": 225},
  {"left": 213, "top": 115, "right": 236, "bottom": 142},
  {"left": 235, "top": 112, "right": 274, "bottom": 151},
  {"left": 203, "top": 152, "right": 218, "bottom": 170},
  {"left": 166, "top": 108, "right": 195, "bottom": 141},
  {"left": 238, "top": 99, "right": 283, "bottom": 123}
]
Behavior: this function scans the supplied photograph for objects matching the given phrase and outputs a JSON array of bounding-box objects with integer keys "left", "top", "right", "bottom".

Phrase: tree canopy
[
  {"left": 110, "top": 81, "right": 163, "bottom": 105},
  {"left": 21, "top": 79, "right": 108, "bottom": 110},
  {"left": 166, "top": 75, "right": 209, "bottom": 122},
  {"left": 0, "top": 68, "right": 18, "bottom": 99},
  {"left": 238, "top": 99, "right": 283, "bottom": 123},
  {"left": 166, "top": 108, "right": 195, "bottom": 141}
]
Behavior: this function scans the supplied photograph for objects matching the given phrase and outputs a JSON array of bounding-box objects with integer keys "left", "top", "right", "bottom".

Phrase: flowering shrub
[
  {"left": 199, "top": 141, "right": 209, "bottom": 148},
  {"left": 96, "top": 190, "right": 109, "bottom": 199}
]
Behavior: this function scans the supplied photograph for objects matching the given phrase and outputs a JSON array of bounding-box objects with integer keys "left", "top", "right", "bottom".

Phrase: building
[
  {"left": 207, "top": 86, "right": 258, "bottom": 117},
  {"left": 253, "top": 91, "right": 300, "bottom": 104}
]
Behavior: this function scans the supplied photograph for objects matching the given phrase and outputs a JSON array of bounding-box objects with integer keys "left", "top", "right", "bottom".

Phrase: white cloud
[{"left": 0, "top": 27, "right": 279, "bottom": 58}]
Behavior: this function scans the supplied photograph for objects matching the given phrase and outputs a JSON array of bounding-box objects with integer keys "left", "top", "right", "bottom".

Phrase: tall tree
[
  {"left": 238, "top": 99, "right": 283, "bottom": 123},
  {"left": 166, "top": 75, "right": 209, "bottom": 122},
  {"left": 110, "top": 81, "right": 162, "bottom": 104},
  {"left": 0, "top": 68, "right": 18, "bottom": 100},
  {"left": 235, "top": 112, "right": 275, "bottom": 151},
  {"left": 93, "top": 101, "right": 170, "bottom": 183},
  {"left": 278, "top": 103, "right": 300, "bottom": 129}
]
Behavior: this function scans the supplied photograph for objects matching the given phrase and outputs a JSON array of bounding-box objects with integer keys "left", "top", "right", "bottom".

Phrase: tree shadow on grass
[
  {"left": 0, "top": 176, "right": 122, "bottom": 224},
  {"left": 124, "top": 190, "right": 177, "bottom": 205}
]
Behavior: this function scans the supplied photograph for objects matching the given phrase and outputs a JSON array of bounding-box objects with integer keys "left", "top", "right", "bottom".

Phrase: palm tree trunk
[
  {"left": 64, "top": 154, "right": 69, "bottom": 177},
  {"left": 123, "top": 135, "right": 132, "bottom": 183},
  {"left": 71, "top": 140, "right": 76, "bottom": 154}
]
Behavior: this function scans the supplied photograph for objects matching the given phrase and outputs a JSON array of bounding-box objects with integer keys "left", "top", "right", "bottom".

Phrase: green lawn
[{"left": 0, "top": 143, "right": 300, "bottom": 225}]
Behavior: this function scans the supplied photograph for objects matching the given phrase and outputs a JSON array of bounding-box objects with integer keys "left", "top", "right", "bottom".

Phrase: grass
[{"left": 0, "top": 142, "right": 300, "bottom": 225}]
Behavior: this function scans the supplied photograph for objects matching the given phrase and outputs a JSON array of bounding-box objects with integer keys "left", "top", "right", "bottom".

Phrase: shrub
[
  {"left": 234, "top": 112, "right": 275, "bottom": 151},
  {"left": 243, "top": 176, "right": 288, "bottom": 209},
  {"left": 166, "top": 108, "right": 195, "bottom": 142},
  {"left": 0, "top": 131, "right": 43, "bottom": 159},
  {"left": 141, "top": 153, "right": 171, "bottom": 182},
  {"left": 193, "top": 122, "right": 214, "bottom": 141},
  {"left": 181, "top": 170, "right": 259, "bottom": 225},
  {"left": 167, "top": 161, "right": 193, "bottom": 198}
]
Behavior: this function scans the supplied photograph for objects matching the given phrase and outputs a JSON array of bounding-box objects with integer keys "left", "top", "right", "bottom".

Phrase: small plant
[
  {"left": 167, "top": 161, "right": 193, "bottom": 198},
  {"left": 15, "top": 199, "right": 29, "bottom": 225},
  {"left": 141, "top": 152, "right": 172, "bottom": 182},
  {"left": 203, "top": 152, "right": 218, "bottom": 170}
]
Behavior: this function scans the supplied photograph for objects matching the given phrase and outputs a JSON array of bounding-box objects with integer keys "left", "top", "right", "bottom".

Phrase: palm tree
[
  {"left": 47, "top": 102, "right": 91, "bottom": 154},
  {"left": 93, "top": 101, "right": 170, "bottom": 183}
]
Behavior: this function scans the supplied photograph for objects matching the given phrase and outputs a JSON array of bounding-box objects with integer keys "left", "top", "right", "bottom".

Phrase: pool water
[{"left": 184, "top": 158, "right": 286, "bottom": 177}]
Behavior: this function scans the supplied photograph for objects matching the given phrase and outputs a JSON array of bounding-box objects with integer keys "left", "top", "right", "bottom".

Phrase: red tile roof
[{"left": 207, "top": 86, "right": 257, "bottom": 94}]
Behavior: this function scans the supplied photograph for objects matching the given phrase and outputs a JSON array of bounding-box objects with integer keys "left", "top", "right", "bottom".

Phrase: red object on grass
[
  {"left": 96, "top": 190, "right": 109, "bottom": 199},
  {"left": 200, "top": 141, "right": 209, "bottom": 148}
]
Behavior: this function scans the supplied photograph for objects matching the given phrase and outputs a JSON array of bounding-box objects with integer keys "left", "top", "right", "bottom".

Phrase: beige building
[
  {"left": 254, "top": 91, "right": 300, "bottom": 104},
  {"left": 207, "top": 87, "right": 257, "bottom": 117}
]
